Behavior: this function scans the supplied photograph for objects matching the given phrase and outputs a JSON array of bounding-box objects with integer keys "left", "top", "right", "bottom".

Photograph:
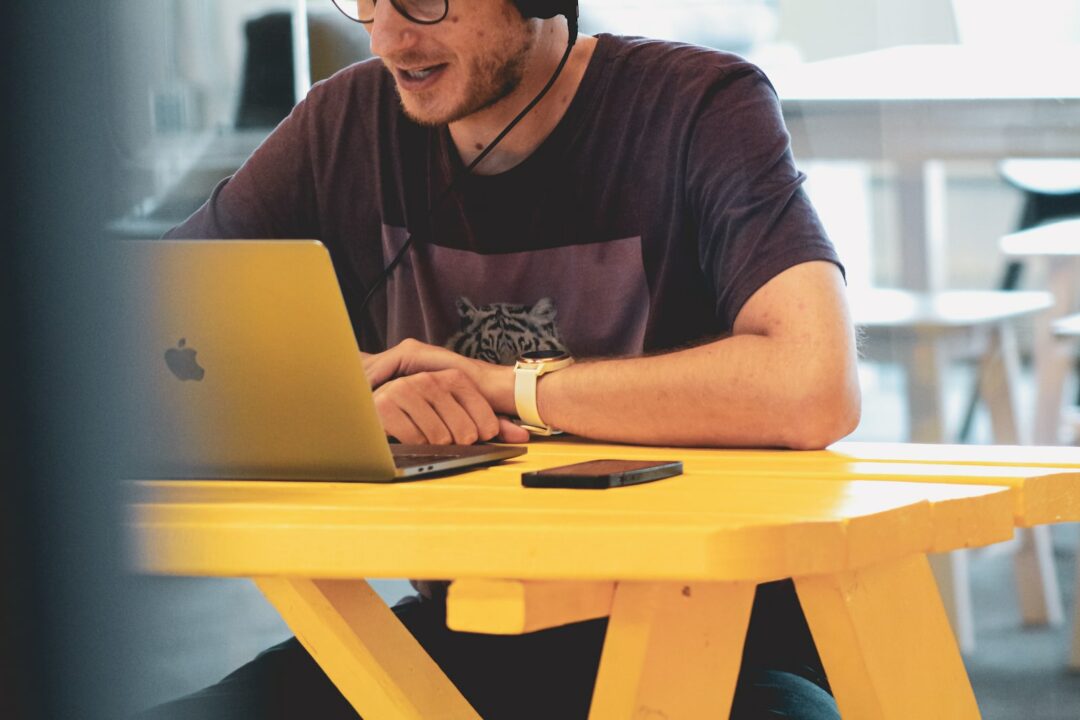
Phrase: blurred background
[{"left": 7, "top": 1, "right": 1079, "bottom": 718}]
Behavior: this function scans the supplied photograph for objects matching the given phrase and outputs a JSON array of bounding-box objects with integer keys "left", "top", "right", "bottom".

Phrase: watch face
[{"left": 520, "top": 349, "right": 570, "bottom": 362}]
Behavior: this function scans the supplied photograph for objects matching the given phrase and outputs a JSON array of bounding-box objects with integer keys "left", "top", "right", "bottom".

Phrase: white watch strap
[{"left": 514, "top": 365, "right": 545, "bottom": 429}]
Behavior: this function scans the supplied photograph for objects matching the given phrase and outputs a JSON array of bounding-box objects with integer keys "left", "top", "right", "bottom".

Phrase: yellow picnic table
[{"left": 127, "top": 439, "right": 1080, "bottom": 719}]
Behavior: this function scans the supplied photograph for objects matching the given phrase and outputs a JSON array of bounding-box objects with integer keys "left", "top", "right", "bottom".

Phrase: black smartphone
[{"left": 521, "top": 459, "right": 683, "bottom": 489}]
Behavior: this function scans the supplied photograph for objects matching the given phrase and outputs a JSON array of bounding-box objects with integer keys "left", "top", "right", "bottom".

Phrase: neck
[{"left": 449, "top": 22, "right": 596, "bottom": 176}]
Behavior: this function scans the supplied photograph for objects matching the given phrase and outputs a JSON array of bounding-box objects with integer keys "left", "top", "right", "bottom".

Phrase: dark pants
[{"left": 140, "top": 581, "right": 839, "bottom": 720}]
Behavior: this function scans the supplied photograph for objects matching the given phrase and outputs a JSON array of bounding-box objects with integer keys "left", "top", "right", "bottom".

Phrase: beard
[
  {"left": 446, "top": 42, "right": 532, "bottom": 123},
  {"left": 394, "top": 22, "right": 538, "bottom": 126}
]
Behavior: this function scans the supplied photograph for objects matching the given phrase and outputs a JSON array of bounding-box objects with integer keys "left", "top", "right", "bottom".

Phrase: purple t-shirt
[{"left": 168, "top": 34, "right": 840, "bottom": 360}]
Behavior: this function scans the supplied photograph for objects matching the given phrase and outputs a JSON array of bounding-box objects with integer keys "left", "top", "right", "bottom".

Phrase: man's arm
[{"left": 365, "top": 259, "right": 860, "bottom": 450}]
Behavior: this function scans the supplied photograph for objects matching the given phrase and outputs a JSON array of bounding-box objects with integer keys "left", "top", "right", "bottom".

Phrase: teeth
[{"left": 403, "top": 66, "right": 437, "bottom": 80}]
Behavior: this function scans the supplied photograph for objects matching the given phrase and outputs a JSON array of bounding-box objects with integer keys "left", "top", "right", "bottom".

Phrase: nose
[{"left": 367, "top": 1, "right": 421, "bottom": 59}]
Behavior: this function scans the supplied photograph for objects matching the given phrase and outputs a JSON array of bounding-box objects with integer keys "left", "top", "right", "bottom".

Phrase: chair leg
[
  {"left": 980, "top": 322, "right": 1065, "bottom": 627},
  {"left": 1014, "top": 526, "right": 1065, "bottom": 627},
  {"left": 1074, "top": 355, "right": 1080, "bottom": 408},
  {"left": 957, "top": 259, "right": 1025, "bottom": 444},
  {"left": 929, "top": 552, "right": 976, "bottom": 655},
  {"left": 1071, "top": 528, "right": 1080, "bottom": 670}
]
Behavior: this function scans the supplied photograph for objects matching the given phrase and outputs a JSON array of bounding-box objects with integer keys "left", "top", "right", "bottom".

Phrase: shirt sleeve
[
  {"left": 164, "top": 94, "right": 321, "bottom": 241},
  {"left": 685, "top": 64, "right": 842, "bottom": 331}
]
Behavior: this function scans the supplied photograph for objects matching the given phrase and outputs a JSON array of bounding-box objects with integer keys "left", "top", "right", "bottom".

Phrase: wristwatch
[{"left": 514, "top": 349, "right": 574, "bottom": 436}]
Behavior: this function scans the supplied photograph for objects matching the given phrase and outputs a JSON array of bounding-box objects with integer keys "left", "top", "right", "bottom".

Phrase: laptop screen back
[{"left": 120, "top": 239, "right": 398, "bottom": 481}]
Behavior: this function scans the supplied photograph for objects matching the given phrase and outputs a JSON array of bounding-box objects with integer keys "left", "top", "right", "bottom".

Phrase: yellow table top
[
  {"left": 505, "top": 438, "right": 1080, "bottom": 526},
  {"left": 129, "top": 440, "right": 1018, "bottom": 583}
]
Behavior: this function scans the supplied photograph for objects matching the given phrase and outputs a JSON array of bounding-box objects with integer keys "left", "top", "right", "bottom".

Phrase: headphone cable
[{"left": 357, "top": 21, "right": 579, "bottom": 318}]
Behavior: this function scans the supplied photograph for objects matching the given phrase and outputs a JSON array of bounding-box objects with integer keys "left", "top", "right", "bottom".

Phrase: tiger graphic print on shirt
[{"left": 446, "top": 297, "right": 567, "bottom": 365}]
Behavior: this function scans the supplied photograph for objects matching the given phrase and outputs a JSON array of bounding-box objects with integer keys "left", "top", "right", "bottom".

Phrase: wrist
[
  {"left": 513, "top": 350, "right": 574, "bottom": 435},
  {"left": 472, "top": 360, "right": 517, "bottom": 416}
]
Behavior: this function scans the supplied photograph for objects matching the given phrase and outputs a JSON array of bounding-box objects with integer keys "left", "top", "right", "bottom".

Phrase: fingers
[
  {"left": 496, "top": 417, "right": 531, "bottom": 444},
  {"left": 363, "top": 349, "right": 400, "bottom": 389},
  {"left": 363, "top": 338, "right": 463, "bottom": 389},
  {"left": 373, "top": 369, "right": 501, "bottom": 445}
]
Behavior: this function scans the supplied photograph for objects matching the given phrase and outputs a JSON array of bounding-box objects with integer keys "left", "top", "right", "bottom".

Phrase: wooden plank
[
  {"left": 514, "top": 436, "right": 1080, "bottom": 469},
  {"left": 831, "top": 441, "right": 1080, "bottom": 468},
  {"left": 473, "top": 445, "right": 1080, "bottom": 526},
  {"left": 130, "top": 474, "right": 1010, "bottom": 580},
  {"left": 588, "top": 581, "right": 755, "bottom": 720},
  {"left": 254, "top": 577, "right": 479, "bottom": 720},
  {"left": 446, "top": 580, "right": 615, "bottom": 635},
  {"left": 795, "top": 555, "right": 981, "bottom": 720}
]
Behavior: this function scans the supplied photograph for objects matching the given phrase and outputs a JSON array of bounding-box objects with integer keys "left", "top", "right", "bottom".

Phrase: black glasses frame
[{"left": 331, "top": 0, "right": 450, "bottom": 26}]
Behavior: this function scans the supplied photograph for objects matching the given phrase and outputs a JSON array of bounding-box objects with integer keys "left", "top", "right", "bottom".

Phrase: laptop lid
[{"left": 118, "top": 239, "right": 522, "bottom": 481}]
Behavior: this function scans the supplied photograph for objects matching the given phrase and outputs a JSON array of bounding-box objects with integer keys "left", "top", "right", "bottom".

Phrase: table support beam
[
  {"left": 588, "top": 581, "right": 755, "bottom": 720},
  {"left": 796, "top": 554, "right": 980, "bottom": 720},
  {"left": 254, "top": 577, "right": 480, "bottom": 720},
  {"left": 447, "top": 579, "right": 615, "bottom": 635}
]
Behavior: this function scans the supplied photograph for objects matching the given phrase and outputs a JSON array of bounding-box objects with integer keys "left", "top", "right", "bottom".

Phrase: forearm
[
  {"left": 368, "top": 265, "right": 860, "bottom": 449},
  {"left": 480, "top": 334, "right": 860, "bottom": 449}
]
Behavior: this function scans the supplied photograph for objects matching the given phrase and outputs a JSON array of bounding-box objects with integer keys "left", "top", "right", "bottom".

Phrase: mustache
[{"left": 381, "top": 52, "right": 449, "bottom": 68}]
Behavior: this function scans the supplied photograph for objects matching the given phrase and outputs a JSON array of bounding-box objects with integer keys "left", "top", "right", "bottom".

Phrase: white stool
[
  {"left": 1052, "top": 313, "right": 1080, "bottom": 444},
  {"left": 851, "top": 288, "right": 1057, "bottom": 654},
  {"left": 1000, "top": 219, "right": 1080, "bottom": 445}
]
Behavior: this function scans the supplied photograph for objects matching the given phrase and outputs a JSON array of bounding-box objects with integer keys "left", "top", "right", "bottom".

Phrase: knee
[{"left": 732, "top": 668, "right": 840, "bottom": 720}]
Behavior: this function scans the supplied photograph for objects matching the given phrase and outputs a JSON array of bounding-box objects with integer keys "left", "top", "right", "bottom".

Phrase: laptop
[{"left": 118, "top": 239, "right": 526, "bottom": 481}]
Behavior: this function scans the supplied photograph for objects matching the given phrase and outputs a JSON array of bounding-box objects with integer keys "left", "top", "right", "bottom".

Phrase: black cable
[{"left": 357, "top": 21, "right": 579, "bottom": 318}]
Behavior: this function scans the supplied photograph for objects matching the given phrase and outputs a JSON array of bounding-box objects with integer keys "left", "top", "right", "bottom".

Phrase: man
[{"left": 147, "top": 0, "right": 860, "bottom": 717}]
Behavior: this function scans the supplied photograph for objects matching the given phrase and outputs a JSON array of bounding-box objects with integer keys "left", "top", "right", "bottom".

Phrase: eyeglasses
[{"left": 331, "top": 0, "right": 450, "bottom": 25}]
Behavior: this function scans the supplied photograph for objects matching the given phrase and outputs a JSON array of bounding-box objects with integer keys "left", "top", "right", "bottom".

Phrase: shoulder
[
  {"left": 596, "top": 34, "right": 769, "bottom": 92},
  {"left": 283, "top": 56, "right": 415, "bottom": 154}
]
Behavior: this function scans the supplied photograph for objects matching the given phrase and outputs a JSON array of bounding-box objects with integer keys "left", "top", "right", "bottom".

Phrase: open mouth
[{"left": 395, "top": 63, "right": 448, "bottom": 90}]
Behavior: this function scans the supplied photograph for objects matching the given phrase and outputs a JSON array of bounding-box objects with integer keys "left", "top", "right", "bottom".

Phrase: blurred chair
[
  {"left": 236, "top": 12, "right": 296, "bottom": 129},
  {"left": 1052, "top": 312, "right": 1080, "bottom": 445},
  {"left": 999, "top": 220, "right": 1080, "bottom": 445},
  {"left": 236, "top": 9, "right": 370, "bottom": 129},
  {"left": 950, "top": 0, "right": 1080, "bottom": 430},
  {"left": 1051, "top": 313, "right": 1080, "bottom": 669},
  {"left": 850, "top": 287, "right": 1058, "bottom": 653},
  {"left": 1000, "top": 220, "right": 1080, "bottom": 669}
]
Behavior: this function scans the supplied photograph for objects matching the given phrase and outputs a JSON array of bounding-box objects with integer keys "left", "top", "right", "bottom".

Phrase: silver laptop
[{"left": 118, "top": 239, "right": 526, "bottom": 481}]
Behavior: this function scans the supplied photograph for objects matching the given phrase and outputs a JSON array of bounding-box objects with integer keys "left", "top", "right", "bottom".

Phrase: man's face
[{"left": 366, "top": 0, "right": 539, "bottom": 126}]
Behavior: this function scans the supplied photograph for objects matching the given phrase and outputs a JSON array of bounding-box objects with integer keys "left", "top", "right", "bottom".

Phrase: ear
[
  {"left": 456, "top": 297, "right": 479, "bottom": 328},
  {"left": 456, "top": 296, "right": 478, "bottom": 316},
  {"left": 530, "top": 297, "right": 557, "bottom": 323}
]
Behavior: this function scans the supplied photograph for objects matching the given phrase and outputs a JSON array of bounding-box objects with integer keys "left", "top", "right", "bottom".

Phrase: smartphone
[{"left": 521, "top": 459, "right": 683, "bottom": 489}]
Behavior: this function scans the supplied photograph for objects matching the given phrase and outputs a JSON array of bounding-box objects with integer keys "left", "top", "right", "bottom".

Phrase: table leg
[
  {"left": 254, "top": 577, "right": 480, "bottom": 720},
  {"left": 895, "top": 160, "right": 946, "bottom": 292},
  {"left": 588, "top": 581, "right": 756, "bottom": 720},
  {"left": 795, "top": 554, "right": 981, "bottom": 719},
  {"left": 902, "top": 330, "right": 947, "bottom": 446},
  {"left": 1033, "top": 256, "right": 1080, "bottom": 445}
]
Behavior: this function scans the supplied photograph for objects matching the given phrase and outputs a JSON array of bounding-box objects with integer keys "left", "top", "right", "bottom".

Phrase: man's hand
[{"left": 363, "top": 339, "right": 529, "bottom": 445}]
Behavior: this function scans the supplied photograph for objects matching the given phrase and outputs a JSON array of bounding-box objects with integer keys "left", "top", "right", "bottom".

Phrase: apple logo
[{"left": 165, "top": 339, "right": 205, "bottom": 382}]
